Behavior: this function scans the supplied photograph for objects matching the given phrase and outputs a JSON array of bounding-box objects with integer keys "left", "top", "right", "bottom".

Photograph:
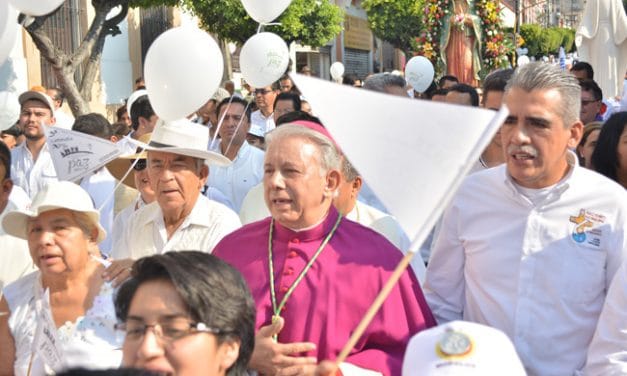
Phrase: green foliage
[
  {"left": 519, "top": 24, "right": 574, "bottom": 57},
  {"left": 176, "top": 0, "right": 343, "bottom": 47},
  {"left": 129, "top": 0, "right": 179, "bottom": 7},
  {"left": 362, "top": 0, "right": 424, "bottom": 53},
  {"left": 519, "top": 24, "right": 542, "bottom": 57}
]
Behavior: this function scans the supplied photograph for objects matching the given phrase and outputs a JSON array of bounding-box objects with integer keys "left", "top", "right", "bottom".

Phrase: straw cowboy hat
[
  {"left": 106, "top": 133, "right": 151, "bottom": 189},
  {"left": 3, "top": 181, "right": 106, "bottom": 243}
]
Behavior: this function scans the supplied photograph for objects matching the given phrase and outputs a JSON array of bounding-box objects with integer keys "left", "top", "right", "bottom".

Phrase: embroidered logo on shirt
[{"left": 569, "top": 209, "right": 605, "bottom": 246}]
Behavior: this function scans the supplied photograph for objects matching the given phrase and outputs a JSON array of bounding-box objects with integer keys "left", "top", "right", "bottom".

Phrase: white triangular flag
[
  {"left": 45, "top": 126, "right": 121, "bottom": 182},
  {"left": 290, "top": 74, "right": 508, "bottom": 252},
  {"left": 32, "top": 288, "right": 64, "bottom": 372}
]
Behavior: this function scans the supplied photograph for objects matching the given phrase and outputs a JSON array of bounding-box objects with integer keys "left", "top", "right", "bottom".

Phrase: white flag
[
  {"left": 32, "top": 288, "right": 64, "bottom": 371},
  {"left": 45, "top": 127, "right": 121, "bottom": 182},
  {"left": 290, "top": 74, "right": 508, "bottom": 252}
]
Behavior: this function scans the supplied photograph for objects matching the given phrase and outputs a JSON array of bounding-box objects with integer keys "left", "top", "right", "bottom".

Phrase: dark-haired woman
[
  {"left": 114, "top": 251, "right": 255, "bottom": 376},
  {"left": 591, "top": 112, "right": 627, "bottom": 188}
]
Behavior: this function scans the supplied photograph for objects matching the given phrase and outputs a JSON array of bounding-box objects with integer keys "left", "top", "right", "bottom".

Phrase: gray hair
[
  {"left": 363, "top": 73, "right": 406, "bottom": 93},
  {"left": 341, "top": 156, "right": 359, "bottom": 182},
  {"left": 506, "top": 62, "right": 581, "bottom": 127},
  {"left": 265, "top": 124, "right": 341, "bottom": 174}
]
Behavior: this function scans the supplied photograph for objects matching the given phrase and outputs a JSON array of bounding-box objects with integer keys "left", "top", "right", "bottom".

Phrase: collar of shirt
[
  {"left": 502, "top": 150, "right": 577, "bottom": 206},
  {"left": 217, "top": 139, "right": 251, "bottom": 162},
  {"left": 148, "top": 194, "right": 214, "bottom": 230},
  {"left": 273, "top": 206, "right": 339, "bottom": 243}
]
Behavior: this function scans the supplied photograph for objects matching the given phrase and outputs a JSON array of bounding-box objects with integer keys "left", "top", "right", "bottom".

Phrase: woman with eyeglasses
[
  {"left": 114, "top": 251, "right": 255, "bottom": 376},
  {"left": 591, "top": 112, "right": 627, "bottom": 189},
  {"left": 0, "top": 181, "right": 122, "bottom": 374}
]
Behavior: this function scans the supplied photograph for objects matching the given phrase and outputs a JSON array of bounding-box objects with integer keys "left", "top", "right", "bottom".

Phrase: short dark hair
[
  {"left": 275, "top": 111, "right": 323, "bottom": 127},
  {"left": 112, "top": 122, "right": 131, "bottom": 139},
  {"left": 482, "top": 69, "right": 514, "bottom": 97},
  {"left": 438, "top": 75, "right": 458, "bottom": 88},
  {"left": 48, "top": 87, "right": 64, "bottom": 105},
  {"left": 429, "top": 88, "right": 449, "bottom": 98},
  {"left": 72, "top": 113, "right": 112, "bottom": 140},
  {"left": 421, "top": 81, "right": 439, "bottom": 98},
  {"left": 217, "top": 97, "right": 252, "bottom": 122},
  {"left": 116, "top": 105, "right": 128, "bottom": 121},
  {"left": 579, "top": 79, "right": 603, "bottom": 101},
  {"left": 448, "top": 83, "right": 479, "bottom": 107},
  {"left": 273, "top": 92, "right": 302, "bottom": 112},
  {"left": 115, "top": 251, "right": 256, "bottom": 376},
  {"left": 130, "top": 96, "right": 155, "bottom": 131},
  {"left": 591, "top": 112, "right": 627, "bottom": 183},
  {"left": 0, "top": 140, "right": 11, "bottom": 179},
  {"left": 571, "top": 62, "right": 594, "bottom": 80}
]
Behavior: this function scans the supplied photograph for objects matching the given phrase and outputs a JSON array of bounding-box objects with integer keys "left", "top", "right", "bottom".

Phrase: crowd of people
[{"left": 0, "top": 59, "right": 626, "bottom": 376}]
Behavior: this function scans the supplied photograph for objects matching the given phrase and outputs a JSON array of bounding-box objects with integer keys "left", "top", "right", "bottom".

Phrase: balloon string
[
  {"left": 97, "top": 146, "right": 145, "bottom": 212},
  {"left": 210, "top": 96, "right": 235, "bottom": 150},
  {"left": 223, "top": 101, "right": 252, "bottom": 157},
  {"left": 256, "top": 22, "right": 281, "bottom": 33}
]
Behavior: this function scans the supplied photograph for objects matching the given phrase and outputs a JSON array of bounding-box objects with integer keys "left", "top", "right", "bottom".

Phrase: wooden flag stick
[{"left": 334, "top": 251, "right": 415, "bottom": 366}]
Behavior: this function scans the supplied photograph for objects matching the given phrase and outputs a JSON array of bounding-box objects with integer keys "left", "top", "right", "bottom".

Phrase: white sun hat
[
  {"left": 134, "top": 118, "right": 231, "bottom": 166},
  {"left": 402, "top": 321, "right": 526, "bottom": 376},
  {"left": 2, "top": 181, "right": 106, "bottom": 243}
]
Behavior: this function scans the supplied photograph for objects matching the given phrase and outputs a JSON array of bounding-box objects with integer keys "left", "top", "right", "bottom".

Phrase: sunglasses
[
  {"left": 133, "top": 159, "right": 147, "bottom": 171},
  {"left": 254, "top": 89, "right": 272, "bottom": 95}
]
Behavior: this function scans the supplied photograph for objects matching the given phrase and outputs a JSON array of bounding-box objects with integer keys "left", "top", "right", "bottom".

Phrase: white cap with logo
[{"left": 402, "top": 321, "right": 526, "bottom": 376}]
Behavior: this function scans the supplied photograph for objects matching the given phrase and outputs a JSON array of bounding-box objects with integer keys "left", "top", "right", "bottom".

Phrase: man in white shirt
[
  {"left": 46, "top": 87, "right": 75, "bottom": 130},
  {"left": 424, "top": 62, "right": 627, "bottom": 376},
  {"left": 584, "top": 259, "right": 627, "bottom": 374},
  {"left": 208, "top": 97, "right": 264, "bottom": 212},
  {"left": 11, "top": 90, "right": 58, "bottom": 199},
  {"left": 334, "top": 156, "right": 426, "bottom": 283},
  {"left": 250, "top": 82, "right": 279, "bottom": 134},
  {"left": 116, "top": 92, "right": 158, "bottom": 155},
  {"left": 0, "top": 141, "right": 34, "bottom": 290},
  {"left": 106, "top": 119, "right": 241, "bottom": 285}
]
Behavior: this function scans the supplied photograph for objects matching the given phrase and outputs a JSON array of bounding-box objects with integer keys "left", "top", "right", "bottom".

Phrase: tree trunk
[{"left": 24, "top": 1, "right": 129, "bottom": 117}]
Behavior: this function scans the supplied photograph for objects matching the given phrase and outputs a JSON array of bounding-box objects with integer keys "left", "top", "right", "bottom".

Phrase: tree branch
[
  {"left": 25, "top": 17, "right": 65, "bottom": 68},
  {"left": 79, "top": 2, "right": 129, "bottom": 100},
  {"left": 69, "top": 3, "right": 111, "bottom": 67}
]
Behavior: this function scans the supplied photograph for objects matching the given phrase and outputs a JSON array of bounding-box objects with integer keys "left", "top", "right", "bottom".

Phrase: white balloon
[
  {"left": 0, "top": 2, "right": 18, "bottom": 67},
  {"left": 241, "top": 0, "right": 292, "bottom": 24},
  {"left": 144, "top": 26, "right": 224, "bottom": 121},
  {"left": 0, "top": 91, "right": 20, "bottom": 132},
  {"left": 517, "top": 55, "right": 530, "bottom": 66},
  {"left": 8, "top": 0, "right": 65, "bottom": 17},
  {"left": 330, "top": 62, "right": 345, "bottom": 80},
  {"left": 240, "top": 32, "right": 289, "bottom": 88},
  {"left": 404, "top": 56, "right": 435, "bottom": 93}
]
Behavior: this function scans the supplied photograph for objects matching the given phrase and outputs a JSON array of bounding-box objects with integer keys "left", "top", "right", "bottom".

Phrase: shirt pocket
[{"left": 558, "top": 246, "right": 606, "bottom": 304}]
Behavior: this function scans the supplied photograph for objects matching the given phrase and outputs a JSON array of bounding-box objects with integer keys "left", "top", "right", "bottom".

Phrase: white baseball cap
[{"left": 402, "top": 321, "right": 526, "bottom": 376}]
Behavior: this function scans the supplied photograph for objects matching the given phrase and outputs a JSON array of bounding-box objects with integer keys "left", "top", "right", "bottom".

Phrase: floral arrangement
[
  {"left": 414, "top": 0, "right": 449, "bottom": 62},
  {"left": 474, "top": 0, "right": 513, "bottom": 73},
  {"left": 415, "top": 0, "right": 512, "bottom": 78}
]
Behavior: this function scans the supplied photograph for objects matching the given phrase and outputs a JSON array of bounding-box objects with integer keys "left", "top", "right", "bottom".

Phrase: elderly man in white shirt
[
  {"left": 106, "top": 119, "right": 241, "bottom": 285},
  {"left": 424, "top": 63, "right": 627, "bottom": 376},
  {"left": 11, "top": 90, "right": 58, "bottom": 198},
  {"left": 207, "top": 97, "right": 264, "bottom": 212}
]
